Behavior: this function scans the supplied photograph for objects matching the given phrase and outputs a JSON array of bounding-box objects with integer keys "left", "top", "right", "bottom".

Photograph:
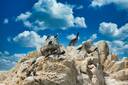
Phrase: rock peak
[{"left": 0, "top": 40, "right": 127, "bottom": 85}]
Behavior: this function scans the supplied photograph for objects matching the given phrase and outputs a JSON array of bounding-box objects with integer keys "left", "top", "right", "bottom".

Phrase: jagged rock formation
[
  {"left": 97, "top": 41, "right": 109, "bottom": 64},
  {"left": 0, "top": 40, "right": 128, "bottom": 85}
]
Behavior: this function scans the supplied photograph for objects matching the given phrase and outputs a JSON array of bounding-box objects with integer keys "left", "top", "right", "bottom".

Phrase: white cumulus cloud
[
  {"left": 99, "top": 22, "right": 128, "bottom": 40},
  {"left": 3, "top": 18, "right": 9, "bottom": 24},
  {"left": 107, "top": 40, "right": 128, "bottom": 57},
  {"left": 67, "top": 34, "right": 76, "bottom": 40},
  {"left": 91, "top": 0, "right": 128, "bottom": 9},
  {"left": 13, "top": 31, "right": 47, "bottom": 49},
  {"left": 16, "top": 12, "right": 31, "bottom": 21},
  {"left": 16, "top": 0, "right": 86, "bottom": 31},
  {"left": 88, "top": 33, "right": 97, "bottom": 41},
  {"left": 75, "top": 17, "right": 87, "bottom": 28},
  {"left": 76, "top": 5, "right": 84, "bottom": 10},
  {"left": 82, "top": 33, "right": 97, "bottom": 44}
]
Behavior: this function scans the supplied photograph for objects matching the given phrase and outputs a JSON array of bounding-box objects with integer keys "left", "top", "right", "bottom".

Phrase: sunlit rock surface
[{"left": 0, "top": 40, "right": 127, "bottom": 85}]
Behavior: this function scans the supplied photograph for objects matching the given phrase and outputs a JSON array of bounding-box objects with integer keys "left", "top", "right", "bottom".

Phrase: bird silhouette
[{"left": 69, "top": 32, "right": 79, "bottom": 46}]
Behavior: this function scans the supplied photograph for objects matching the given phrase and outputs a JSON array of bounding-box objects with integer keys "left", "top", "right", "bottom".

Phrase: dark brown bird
[
  {"left": 46, "top": 35, "right": 50, "bottom": 40},
  {"left": 69, "top": 32, "right": 79, "bottom": 46}
]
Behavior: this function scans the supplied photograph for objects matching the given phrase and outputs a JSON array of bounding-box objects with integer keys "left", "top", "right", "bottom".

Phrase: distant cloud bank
[{"left": 0, "top": 51, "right": 26, "bottom": 70}]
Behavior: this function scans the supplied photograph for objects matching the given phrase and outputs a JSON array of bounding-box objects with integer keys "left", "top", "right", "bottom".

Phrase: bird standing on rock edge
[{"left": 69, "top": 32, "right": 79, "bottom": 46}]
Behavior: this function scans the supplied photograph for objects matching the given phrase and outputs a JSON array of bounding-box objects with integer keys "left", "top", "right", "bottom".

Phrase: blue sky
[{"left": 0, "top": 0, "right": 128, "bottom": 70}]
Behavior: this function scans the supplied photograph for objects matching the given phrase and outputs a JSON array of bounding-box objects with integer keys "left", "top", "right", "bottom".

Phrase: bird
[
  {"left": 69, "top": 32, "right": 79, "bottom": 46},
  {"left": 46, "top": 35, "right": 50, "bottom": 40}
]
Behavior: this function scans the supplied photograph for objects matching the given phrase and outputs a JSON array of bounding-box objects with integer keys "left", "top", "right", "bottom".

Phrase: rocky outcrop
[
  {"left": 0, "top": 72, "right": 9, "bottom": 83},
  {"left": 0, "top": 40, "right": 127, "bottom": 85},
  {"left": 123, "top": 58, "right": 128, "bottom": 68},
  {"left": 2, "top": 57, "right": 79, "bottom": 85},
  {"left": 105, "top": 77, "right": 128, "bottom": 85},
  {"left": 97, "top": 41, "right": 109, "bottom": 64},
  {"left": 110, "top": 69, "right": 128, "bottom": 80}
]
